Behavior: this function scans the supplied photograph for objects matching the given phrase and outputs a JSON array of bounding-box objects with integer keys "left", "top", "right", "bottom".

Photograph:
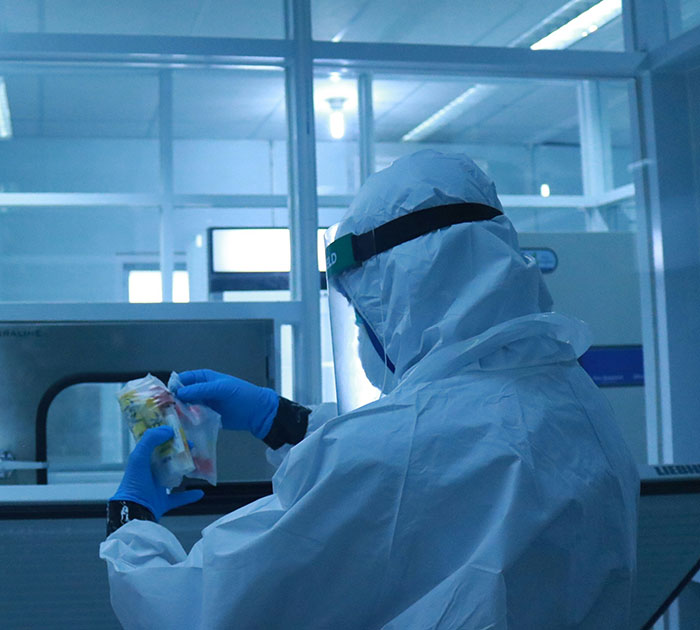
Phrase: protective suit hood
[{"left": 334, "top": 150, "right": 559, "bottom": 385}]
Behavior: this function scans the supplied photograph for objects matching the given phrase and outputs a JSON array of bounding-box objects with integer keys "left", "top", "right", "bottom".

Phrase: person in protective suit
[{"left": 101, "top": 150, "right": 639, "bottom": 629}]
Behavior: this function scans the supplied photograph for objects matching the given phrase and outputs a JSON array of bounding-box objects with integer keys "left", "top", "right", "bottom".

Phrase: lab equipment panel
[{"left": 0, "top": 319, "right": 276, "bottom": 484}]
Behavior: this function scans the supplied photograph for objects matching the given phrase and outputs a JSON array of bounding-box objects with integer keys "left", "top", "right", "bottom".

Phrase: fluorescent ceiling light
[
  {"left": 402, "top": 85, "right": 496, "bottom": 142},
  {"left": 0, "top": 78, "right": 12, "bottom": 140},
  {"left": 530, "top": 0, "right": 621, "bottom": 50},
  {"left": 402, "top": 0, "right": 621, "bottom": 143}
]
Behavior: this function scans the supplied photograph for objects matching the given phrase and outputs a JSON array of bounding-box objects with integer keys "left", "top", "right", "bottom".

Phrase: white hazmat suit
[{"left": 101, "top": 150, "right": 639, "bottom": 629}]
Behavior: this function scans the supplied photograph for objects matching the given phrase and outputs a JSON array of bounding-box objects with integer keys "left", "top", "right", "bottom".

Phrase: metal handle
[
  {"left": 0, "top": 460, "right": 48, "bottom": 471},
  {"left": 0, "top": 451, "right": 48, "bottom": 478}
]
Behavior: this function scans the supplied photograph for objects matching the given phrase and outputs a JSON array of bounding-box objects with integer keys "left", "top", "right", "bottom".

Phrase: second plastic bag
[
  {"left": 168, "top": 372, "right": 222, "bottom": 486},
  {"left": 118, "top": 373, "right": 222, "bottom": 488}
]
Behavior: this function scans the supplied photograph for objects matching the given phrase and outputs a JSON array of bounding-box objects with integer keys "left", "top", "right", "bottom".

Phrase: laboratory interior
[{"left": 0, "top": 0, "right": 698, "bottom": 627}]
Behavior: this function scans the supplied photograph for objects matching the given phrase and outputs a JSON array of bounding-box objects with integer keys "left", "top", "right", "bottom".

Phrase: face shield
[{"left": 324, "top": 202, "right": 503, "bottom": 414}]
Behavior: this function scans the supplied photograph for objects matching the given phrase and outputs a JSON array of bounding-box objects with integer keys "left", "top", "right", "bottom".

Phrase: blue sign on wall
[
  {"left": 578, "top": 346, "right": 644, "bottom": 387},
  {"left": 521, "top": 248, "right": 558, "bottom": 273}
]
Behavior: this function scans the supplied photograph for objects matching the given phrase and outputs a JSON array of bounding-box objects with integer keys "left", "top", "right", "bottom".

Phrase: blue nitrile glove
[
  {"left": 175, "top": 369, "right": 279, "bottom": 439},
  {"left": 111, "top": 426, "right": 204, "bottom": 521}
]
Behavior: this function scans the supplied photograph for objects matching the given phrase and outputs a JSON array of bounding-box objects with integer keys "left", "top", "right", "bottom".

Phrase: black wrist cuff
[
  {"left": 107, "top": 500, "right": 156, "bottom": 537},
  {"left": 263, "top": 397, "right": 311, "bottom": 450}
]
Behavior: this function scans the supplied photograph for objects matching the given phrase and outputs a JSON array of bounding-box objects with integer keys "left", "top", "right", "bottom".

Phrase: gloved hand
[
  {"left": 175, "top": 369, "right": 279, "bottom": 439},
  {"left": 111, "top": 426, "right": 204, "bottom": 521}
]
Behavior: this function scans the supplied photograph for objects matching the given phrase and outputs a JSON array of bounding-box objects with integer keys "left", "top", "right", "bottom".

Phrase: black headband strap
[
  {"left": 352, "top": 202, "right": 503, "bottom": 264},
  {"left": 325, "top": 201, "right": 503, "bottom": 278}
]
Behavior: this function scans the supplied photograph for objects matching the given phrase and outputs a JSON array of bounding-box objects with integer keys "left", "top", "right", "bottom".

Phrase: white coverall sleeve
[
  {"left": 100, "top": 520, "right": 205, "bottom": 629},
  {"left": 100, "top": 403, "right": 342, "bottom": 630},
  {"left": 100, "top": 492, "right": 286, "bottom": 629}
]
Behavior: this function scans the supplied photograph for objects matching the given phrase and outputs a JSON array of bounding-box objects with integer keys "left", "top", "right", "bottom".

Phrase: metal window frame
[{"left": 0, "top": 0, "right": 690, "bottom": 415}]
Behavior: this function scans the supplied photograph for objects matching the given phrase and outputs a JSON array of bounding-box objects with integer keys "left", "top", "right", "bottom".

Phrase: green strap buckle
[{"left": 325, "top": 233, "right": 358, "bottom": 278}]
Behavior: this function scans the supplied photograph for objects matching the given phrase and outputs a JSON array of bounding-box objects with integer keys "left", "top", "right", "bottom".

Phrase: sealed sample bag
[{"left": 118, "top": 373, "right": 222, "bottom": 488}]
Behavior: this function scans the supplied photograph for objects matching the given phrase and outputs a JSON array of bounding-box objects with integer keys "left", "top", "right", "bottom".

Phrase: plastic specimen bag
[
  {"left": 168, "top": 372, "right": 222, "bottom": 486},
  {"left": 118, "top": 373, "right": 222, "bottom": 488}
]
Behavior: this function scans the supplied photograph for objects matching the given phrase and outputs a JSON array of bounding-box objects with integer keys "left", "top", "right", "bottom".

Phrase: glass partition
[
  {"left": 600, "top": 80, "right": 634, "bottom": 189},
  {"left": 0, "top": 65, "right": 159, "bottom": 193},
  {"left": 173, "top": 67, "right": 288, "bottom": 195},
  {"left": 0, "top": 62, "right": 291, "bottom": 304},
  {"left": 0, "top": 0, "right": 285, "bottom": 38},
  {"left": 47, "top": 383, "right": 126, "bottom": 484},
  {"left": 314, "top": 72, "right": 360, "bottom": 195},
  {"left": 372, "top": 74, "right": 584, "bottom": 196},
  {"left": 676, "top": 0, "right": 700, "bottom": 36},
  {"left": 0, "top": 206, "right": 160, "bottom": 303}
]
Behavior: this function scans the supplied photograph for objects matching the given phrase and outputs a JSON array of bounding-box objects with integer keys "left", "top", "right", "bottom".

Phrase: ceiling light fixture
[
  {"left": 0, "top": 78, "right": 12, "bottom": 140},
  {"left": 530, "top": 0, "right": 621, "bottom": 50},
  {"left": 327, "top": 97, "right": 347, "bottom": 140},
  {"left": 401, "top": 0, "right": 621, "bottom": 143}
]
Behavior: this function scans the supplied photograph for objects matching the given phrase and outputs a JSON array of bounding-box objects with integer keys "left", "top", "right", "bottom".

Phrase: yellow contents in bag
[{"left": 118, "top": 374, "right": 195, "bottom": 488}]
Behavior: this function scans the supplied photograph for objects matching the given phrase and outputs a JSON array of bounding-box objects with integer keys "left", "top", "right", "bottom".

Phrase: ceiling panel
[
  {"left": 398, "top": 0, "right": 572, "bottom": 47},
  {"left": 5, "top": 71, "right": 158, "bottom": 138},
  {"left": 373, "top": 78, "right": 581, "bottom": 147},
  {"left": 0, "top": 1, "right": 634, "bottom": 149},
  {"left": 443, "top": 82, "right": 579, "bottom": 145},
  {"left": 173, "top": 70, "right": 286, "bottom": 139},
  {"left": 43, "top": 74, "right": 158, "bottom": 122},
  {"left": 3, "top": 68, "right": 631, "bottom": 148},
  {"left": 373, "top": 78, "right": 475, "bottom": 141}
]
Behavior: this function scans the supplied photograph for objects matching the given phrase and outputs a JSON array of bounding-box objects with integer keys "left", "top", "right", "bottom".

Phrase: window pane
[
  {"left": 0, "top": 65, "right": 159, "bottom": 193},
  {"left": 506, "top": 203, "right": 635, "bottom": 233},
  {"left": 518, "top": 231, "right": 645, "bottom": 465},
  {"left": 673, "top": 0, "right": 700, "bottom": 37},
  {"left": 128, "top": 270, "right": 163, "bottom": 303},
  {"left": 373, "top": 75, "right": 584, "bottom": 196},
  {"left": 312, "top": 0, "right": 624, "bottom": 51},
  {"left": 212, "top": 229, "right": 291, "bottom": 272},
  {"left": 206, "top": 227, "right": 327, "bottom": 273},
  {"left": 0, "top": 0, "right": 285, "bottom": 39},
  {"left": 508, "top": 207, "right": 588, "bottom": 232},
  {"left": 320, "top": 291, "right": 337, "bottom": 402},
  {"left": 47, "top": 382, "right": 126, "bottom": 483},
  {"left": 188, "top": 226, "right": 328, "bottom": 302},
  {"left": 128, "top": 270, "right": 190, "bottom": 303},
  {"left": 175, "top": 208, "right": 291, "bottom": 302},
  {"left": 600, "top": 81, "right": 634, "bottom": 190},
  {"left": 173, "top": 68, "right": 288, "bottom": 195},
  {"left": 314, "top": 73, "right": 360, "bottom": 195},
  {"left": 0, "top": 206, "right": 160, "bottom": 303}
]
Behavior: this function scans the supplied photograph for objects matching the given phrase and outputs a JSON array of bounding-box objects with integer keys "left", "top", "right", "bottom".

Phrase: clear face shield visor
[
  {"left": 324, "top": 223, "right": 392, "bottom": 414},
  {"left": 324, "top": 202, "right": 503, "bottom": 414}
]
